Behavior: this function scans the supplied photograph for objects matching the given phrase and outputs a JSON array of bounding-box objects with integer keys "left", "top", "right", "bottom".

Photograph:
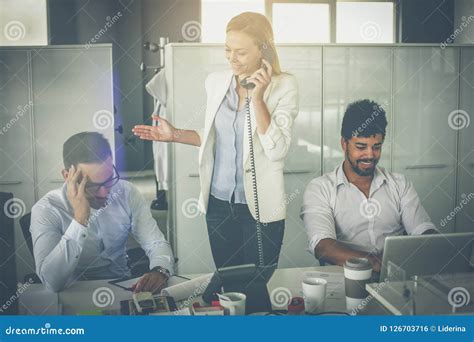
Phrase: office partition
[
  {"left": 456, "top": 47, "right": 474, "bottom": 233},
  {"left": 166, "top": 43, "right": 473, "bottom": 274},
  {"left": 392, "top": 47, "right": 459, "bottom": 232}
]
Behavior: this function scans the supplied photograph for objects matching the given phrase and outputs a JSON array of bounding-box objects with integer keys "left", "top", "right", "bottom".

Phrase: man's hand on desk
[
  {"left": 315, "top": 239, "right": 383, "bottom": 272},
  {"left": 134, "top": 271, "right": 168, "bottom": 294}
]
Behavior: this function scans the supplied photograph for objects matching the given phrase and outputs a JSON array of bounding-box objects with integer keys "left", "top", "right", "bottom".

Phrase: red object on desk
[{"left": 287, "top": 297, "right": 305, "bottom": 315}]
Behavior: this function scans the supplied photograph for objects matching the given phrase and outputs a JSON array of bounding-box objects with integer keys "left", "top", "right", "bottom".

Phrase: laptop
[{"left": 379, "top": 232, "right": 474, "bottom": 281}]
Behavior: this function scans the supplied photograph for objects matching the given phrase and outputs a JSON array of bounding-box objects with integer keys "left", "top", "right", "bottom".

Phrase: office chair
[
  {"left": 127, "top": 247, "right": 150, "bottom": 277},
  {"left": 19, "top": 213, "right": 33, "bottom": 256},
  {"left": 19, "top": 213, "right": 41, "bottom": 284},
  {"left": 0, "top": 192, "right": 19, "bottom": 314}
]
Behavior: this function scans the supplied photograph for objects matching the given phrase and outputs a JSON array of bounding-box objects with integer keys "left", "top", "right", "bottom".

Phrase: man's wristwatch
[{"left": 150, "top": 266, "right": 171, "bottom": 279}]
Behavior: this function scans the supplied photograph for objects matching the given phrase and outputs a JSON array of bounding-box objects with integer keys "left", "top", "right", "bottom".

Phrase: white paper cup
[
  {"left": 218, "top": 292, "right": 246, "bottom": 316},
  {"left": 302, "top": 277, "right": 327, "bottom": 314}
]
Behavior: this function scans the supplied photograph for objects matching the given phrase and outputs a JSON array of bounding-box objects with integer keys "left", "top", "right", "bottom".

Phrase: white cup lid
[{"left": 344, "top": 257, "right": 371, "bottom": 271}]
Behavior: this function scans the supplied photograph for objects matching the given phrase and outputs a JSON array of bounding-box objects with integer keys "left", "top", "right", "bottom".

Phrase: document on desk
[
  {"left": 109, "top": 275, "right": 189, "bottom": 291},
  {"left": 304, "top": 271, "right": 345, "bottom": 299},
  {"left": 161, "top": 274, "right": 213, "bottom": 302},
  {"left": 109, "top": 277, "right": 141, "bottom": 291}
]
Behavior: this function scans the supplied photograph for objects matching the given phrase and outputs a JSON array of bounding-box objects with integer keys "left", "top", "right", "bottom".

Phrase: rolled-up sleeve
[
  {"left": 128, "top": 184, "right": 175, "bottom": 275},
  {"left": 257, "top": 75, "right": 299, "bottom": 162},
  {"left": 399, "top": 177, "right": 438, "bottom": 235},
  {"left": 31, "top": 203, "right": 88, "bottom": 292},
  {"left": 300, "top": 179, "right": 337, "bottom": 253},
  {"left": 195, "top": 128, "right": 204, "bottom": 145}
]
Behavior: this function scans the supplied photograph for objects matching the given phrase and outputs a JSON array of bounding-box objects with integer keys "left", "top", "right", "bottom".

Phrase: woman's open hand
[{"left": 132, "top": 115, "right": 176, "bottom": 142}]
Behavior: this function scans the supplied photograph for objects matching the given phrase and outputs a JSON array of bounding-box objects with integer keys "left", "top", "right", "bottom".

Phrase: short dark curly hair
[
  {"left": 63, "top": 132, "right": 112, "bottom": 169},
  {"left": 341, "top": 99, "right": 388, "bottom": 140}
]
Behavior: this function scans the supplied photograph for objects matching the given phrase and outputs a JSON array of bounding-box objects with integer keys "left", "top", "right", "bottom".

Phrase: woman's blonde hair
[{"left": 226, "top": 12, "right": 281, "bottom": 75}]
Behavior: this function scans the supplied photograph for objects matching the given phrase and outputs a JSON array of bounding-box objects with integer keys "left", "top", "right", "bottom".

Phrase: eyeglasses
[{"left": 85, "top": 165, "right": 120, "bottom": 193}]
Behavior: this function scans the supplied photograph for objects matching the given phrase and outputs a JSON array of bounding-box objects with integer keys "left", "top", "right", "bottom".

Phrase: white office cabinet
[
  {"left": 31, "top": 46, "right": 115, "bottom": 198},
  {"left": 0, "top": 45, "right": 114, "bottom": 282},
  {"left": 166, "top": 45, "right": 226, "bottom": 275},
  {"left": 456, "top": 47, "right": 474, "bottom": 233},
  {"left": 277, "top": 46, "right": 322, "bottom": 268},
  {"left": 0, "top": 49, "right": 36, "bottom": 280},
  {"left": 323, "top": 47, "right": 393, "bottom": 173},
  {"left": 392, "top": 47, "right": 459, "bottom": 232}
]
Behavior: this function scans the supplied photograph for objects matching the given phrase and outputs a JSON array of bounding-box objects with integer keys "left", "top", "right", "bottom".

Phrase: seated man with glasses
[{"left": 30, "top": 132, "right": 174, "bottom": 293}]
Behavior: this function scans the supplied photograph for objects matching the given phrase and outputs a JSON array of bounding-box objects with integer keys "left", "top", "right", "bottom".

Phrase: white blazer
[{"left": 196, "top": 69, "right": 299, "bottom": 223}]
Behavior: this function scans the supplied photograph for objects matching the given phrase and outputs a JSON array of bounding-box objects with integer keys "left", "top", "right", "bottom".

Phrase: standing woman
[{"left": 133, "top": 12, "right": 299, "bottom": 275}]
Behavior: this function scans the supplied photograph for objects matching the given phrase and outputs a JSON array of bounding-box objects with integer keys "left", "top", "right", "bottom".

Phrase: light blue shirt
[
  {"left": 210, "top": 75, "right": 247, "bottom": 204},
  {"left": 30, "top": 180, "right": 174, "bottom": 292}
]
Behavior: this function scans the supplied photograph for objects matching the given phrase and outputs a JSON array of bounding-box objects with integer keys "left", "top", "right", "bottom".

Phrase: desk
[{"left": 18, "top": 266, "right": 388, "bottom": 315}]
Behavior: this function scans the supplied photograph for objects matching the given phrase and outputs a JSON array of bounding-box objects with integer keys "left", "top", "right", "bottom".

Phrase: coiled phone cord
[{"left": 245, "top": 92, "right": 265, "bottom": 268}]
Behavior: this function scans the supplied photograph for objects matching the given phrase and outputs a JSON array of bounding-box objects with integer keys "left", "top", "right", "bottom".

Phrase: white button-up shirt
[
  {"left": 301, "top": 163, "right": 436, "bottom": 255},
  {"left": 30, "top": 180, "right": 174, "bottom": 292}
]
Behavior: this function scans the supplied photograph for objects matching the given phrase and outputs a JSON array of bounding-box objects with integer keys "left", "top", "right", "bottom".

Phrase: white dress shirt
[
  {"left": 301, "top": 163, "right": 437, "bottom": 255},
  {"left": 30, "top": 180, "right": 174, "bottom": 292}
]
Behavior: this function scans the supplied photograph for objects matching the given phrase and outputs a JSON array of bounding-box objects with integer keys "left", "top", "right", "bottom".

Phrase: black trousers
[{"left": 205, "top": 194, "right": 285, "bottom": 270}]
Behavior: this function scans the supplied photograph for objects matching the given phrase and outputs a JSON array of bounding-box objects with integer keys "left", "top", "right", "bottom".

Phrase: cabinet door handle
[
  {"left": 50, "top": 179, "right": 65, "bottom": 183},
  {"left": 188, "top": 173, "right": 199, "bottom": 177},
  {"left": 242, "top": 169, "right": 314, "bottom": 174},
  {"left": 283, "top": 169, "right": 314, "bottom": 174},
  {"left": 405, "top": 164, "right": 448, "bottom": 170},
  {"left": 0, "top": 180, "right": 22, "bottom": 185}
]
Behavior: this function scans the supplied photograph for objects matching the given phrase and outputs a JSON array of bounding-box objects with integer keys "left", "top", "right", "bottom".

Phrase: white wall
[{"left": 454, "top": 0, "right": 474, "bottom": 44}]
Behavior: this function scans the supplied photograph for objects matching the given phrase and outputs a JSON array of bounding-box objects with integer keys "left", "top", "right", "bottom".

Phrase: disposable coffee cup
[
  {"left": 218, "top": 292, "right": 246, "bottom": 315},
  {"left": 302, "top": 277, "right": 327, "bottom": 314},
  {"left": 344, "top": 258, "right": 372, "bottom": 312}
]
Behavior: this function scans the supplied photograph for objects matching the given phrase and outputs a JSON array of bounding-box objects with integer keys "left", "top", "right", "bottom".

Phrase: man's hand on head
[{"left": 66, "top": 165, "right": 91, "bottom": 226}]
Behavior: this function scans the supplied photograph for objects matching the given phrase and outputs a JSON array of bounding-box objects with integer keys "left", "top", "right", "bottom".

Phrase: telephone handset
[
  {"left": 241, "top": 42, "right": 276, "bottom": 269},
  {"left": 240, "top": 43, "right": 275, "bottom": 90}
]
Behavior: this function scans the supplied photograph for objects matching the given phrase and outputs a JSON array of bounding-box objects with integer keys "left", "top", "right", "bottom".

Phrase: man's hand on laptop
[
  {"left": 66, "top": 165, "right": 91, "bottom": 226},
  {"left": 368, "top": 254, "right": 382, "bottom": 273}
]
